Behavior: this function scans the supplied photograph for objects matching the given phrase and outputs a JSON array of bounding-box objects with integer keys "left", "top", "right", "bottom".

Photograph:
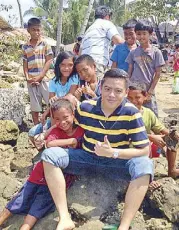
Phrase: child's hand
[
  {"left": 34, "top": 134, "right": 45, "bottom": 150},
  {"left": 69, "top": 138, "right": 78, "bottom": 148},
  {"left": 150, "top": 134, "right": 166, "bottom": 148},
  {"left": 49, "top": 95, "right": 59, "bottom": 105},
  {"left": 82, "top": 82, "right": 96, "bottom": 98},
  {"left": 74, "top": 88, "right": 83, "bottom": 100},
  {"left": 33, "top": 75, "right": 43, "bottom": 83},
  {"left": 145, "top": 92, "right": 152, "bottom": 102}
]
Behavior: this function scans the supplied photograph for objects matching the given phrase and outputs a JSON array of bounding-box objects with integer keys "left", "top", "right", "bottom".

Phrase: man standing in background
[{"left": 80, "top": 5, "right": 124, "bottom": 80}]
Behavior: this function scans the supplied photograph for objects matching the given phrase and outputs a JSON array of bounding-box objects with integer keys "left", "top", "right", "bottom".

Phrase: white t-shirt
[{"left": 81, "top": 19, "right": 119, "bottom": 66}]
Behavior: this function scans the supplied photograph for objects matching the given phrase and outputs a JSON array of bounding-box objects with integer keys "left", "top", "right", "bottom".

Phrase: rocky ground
[{"left": 1, "top": 64, "right": 179, "bottom": 230}]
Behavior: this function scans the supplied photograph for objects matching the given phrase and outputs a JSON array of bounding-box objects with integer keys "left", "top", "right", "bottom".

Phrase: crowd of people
[{"left": 0, "top": 5, "right": 179, "bottom": 230}]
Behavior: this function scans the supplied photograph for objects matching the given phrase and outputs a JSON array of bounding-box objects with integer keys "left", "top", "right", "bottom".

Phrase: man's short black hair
[
  {"left": 74, "top": 54, "right": 95, "bottom": 67},
  {"left": 95, "top": 5, "right": 112, "bottom": 19},
  {"left": 28, "top": 18, "right": 41, "bottom": 28},
  {"left": 123, "top": 19, "right": 138, "bottom": 30},
  {"left": 135, "top": 19, "right": 153, "bottom": 34},
  {"left": 175, "top": 43, "right": 179, "bottom": 49},
  {"left": 101, "top": 68, "right": 129, "bottom": 89}
]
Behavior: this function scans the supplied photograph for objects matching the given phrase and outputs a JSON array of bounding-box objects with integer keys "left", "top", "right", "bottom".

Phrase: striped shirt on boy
[
  {"left": 22, "top": 39, "right": 53, "bottom": 77},
  {"left": 75, "top": 97, "right": 149, "bottom": 153}
]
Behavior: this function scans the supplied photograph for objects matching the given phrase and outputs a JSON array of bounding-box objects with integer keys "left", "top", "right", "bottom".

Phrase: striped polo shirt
[
  {"left": 22, "top": 39, "right": 53, "bottom": 78},
  {"left": 75, "top": 97, "right": 149, "bottom": 153}
]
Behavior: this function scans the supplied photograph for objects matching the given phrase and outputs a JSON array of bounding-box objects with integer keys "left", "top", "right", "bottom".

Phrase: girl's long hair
[{"left": 54, "top": 51, "right": 76, "bottom": 84}]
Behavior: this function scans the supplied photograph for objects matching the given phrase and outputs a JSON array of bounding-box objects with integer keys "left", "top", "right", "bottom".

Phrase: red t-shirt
[{"left": 28, "top": 126, "right": 84, "bottom": 185}]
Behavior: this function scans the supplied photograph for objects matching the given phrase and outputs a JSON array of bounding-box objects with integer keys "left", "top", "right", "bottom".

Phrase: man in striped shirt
[
  {"left": 42, "top": 69, "right": 153, "bottom": 230},
  {"left": 22, "top": 18, "right": 53, "bottom": 124}
]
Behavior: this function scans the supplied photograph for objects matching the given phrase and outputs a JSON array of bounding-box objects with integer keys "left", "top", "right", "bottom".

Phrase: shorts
[
  {"left": 41, "top": 147, "right": 154, "bottom": 182},
  {"left": 28, "top": 119, "right": 51, "bottom": 137},
  {"left": 143, "top": 94, "right": 158, "bottom": 117},
  {"left": 6, "top": 181, "right": 55, "bottom": 219},
  {"left": 27, "top": 81, "right": 49, "bottom": 112},
  {"left": 96, "top": 63, "right": 107, "bottom": 81}
]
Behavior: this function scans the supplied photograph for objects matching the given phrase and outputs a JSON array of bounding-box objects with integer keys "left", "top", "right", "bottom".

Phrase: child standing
[
  {"left": 111, "top": 19, "right": 138, "bottom": 72},
  {"left": 74, "top": 54, "right": 101, "bottom": 101},
  {"left": 0, "top": 99, "right": 84, "bottom": 230},
  {"left": 126, "top": 19, "right": 165, "bottom": 116},
  {"left": 172, "top": 44, "right": 179, "bottom": 93},
  {"left": 22, "top": 18, "right": 53, "bottom": 125},
  {"left": 128, "top": 82, "right": 179, "bottom": 178}
]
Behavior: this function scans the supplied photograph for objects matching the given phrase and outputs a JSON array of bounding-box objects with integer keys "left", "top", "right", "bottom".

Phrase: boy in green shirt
[{"left": 128, "top": 82, "right": 179, "bottom": 179}]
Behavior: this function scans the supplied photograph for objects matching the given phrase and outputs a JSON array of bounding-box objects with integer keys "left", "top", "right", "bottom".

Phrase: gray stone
[
  {"left": 147, "top": 177, "right": 179, "bottom": 223},
  {"left": 0, "top": 144, "right": 14, "bottom": 173},
  {"left": 67, "top": 175, "right": 128, "bottom": 219},
  {"left": 0, "top": 89, "right": 25, "bottom": 125},
  {"left": 146, "top": 218, "right": 178, "bottom": 230},
  {"left": 153, "top": 157, "right": 168, "bottom": 178},
  {"left": 0, "top": 121, "right": 19, "bottom": 143}
]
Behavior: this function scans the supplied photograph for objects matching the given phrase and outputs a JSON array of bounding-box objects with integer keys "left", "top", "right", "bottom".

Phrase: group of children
[{"left": 0, "top": 17, "right": 179, "bottom": 229}]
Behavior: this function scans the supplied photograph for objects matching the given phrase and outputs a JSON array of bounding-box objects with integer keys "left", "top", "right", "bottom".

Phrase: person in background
[
  {"left": 126, "top": 19, "right": 165, "bottom": 117},
  {"left": 172, "top": 44, "right": 179, "bottom": 93},
  {"left": 111, "top": 19, "right": 138, "bottom": 72},
  {"left": 73, "top": 36, "right": 83, "bottom": 56},
  {"left": 22, "top": 17, "right": 53, "bottom": 125},
  {"left": 80, "top": 5, "right": 124, "bottom": 80}
]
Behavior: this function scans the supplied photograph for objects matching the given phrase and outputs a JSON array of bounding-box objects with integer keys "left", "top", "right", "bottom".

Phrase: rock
[
  {"left": 67, "top": 175, "right": 128, "bottom": 219},
  {"left": 153, "top": 157, "right": 168, "bottom": 178},
  {"left": 0, "top": 120, "right": 19, "bottom": 143},
  {"left": 0, "top": 79, "right": 12, "bottom": 88},
  {"left": 75, "top": 220, "right": 104, "bottom": 230},
  {"left": 0, "top": 89, "right": 25, "bottom": 125},
  {"left": 147, "top": 177, "right": 179, "bottom": 223},
  {"left": 0, "top": 172, "right": 21, "bottom": 201},
  {"left": 0, "top": 144, "right": 14, "bottom": 173},
  {"left": 146, "top": 218, "right": 178, "bottom": 230},
  {"left": 4, "top": 61, "right": 21, "bottom": 73}
]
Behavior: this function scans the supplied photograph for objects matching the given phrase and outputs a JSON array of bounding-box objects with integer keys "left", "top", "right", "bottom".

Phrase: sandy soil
[{"left": 157, "top": 73, "right": 179, "bottom": 116}]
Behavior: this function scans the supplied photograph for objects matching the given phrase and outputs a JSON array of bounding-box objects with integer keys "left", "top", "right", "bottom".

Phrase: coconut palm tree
[
  {"left": 16, "top": 0, "right": 23, "bottom": 27},
  {"left": 56, "top": 0, "right": 63, "bottom": 55},
  {"left": 80, "top": 0, "right": 95, "bottom": 35}
]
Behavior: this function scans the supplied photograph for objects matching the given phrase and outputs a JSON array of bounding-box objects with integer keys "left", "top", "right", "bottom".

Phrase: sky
[{"left": 1, "top": 0, "right": 134, "bottom": 27}]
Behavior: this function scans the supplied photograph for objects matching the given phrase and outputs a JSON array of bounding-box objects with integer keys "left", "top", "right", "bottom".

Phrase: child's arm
[
  {"left": 128, "top": 64, "right": 133, "bottom": 78},
  {"left": 111, "top": 62, "right": 117, "bottom": 68},
  {"left": 147, "top": 67, "right": 161, "bottom": 95},
  {"left": 46, "top": 138, "right": 77, "bottom": 148}
]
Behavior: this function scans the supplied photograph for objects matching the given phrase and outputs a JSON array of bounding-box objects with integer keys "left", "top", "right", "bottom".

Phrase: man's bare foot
[
  {"left": 56, "top": 216, "right": 75, "bottom": 230},
  {"left": 149, "top": 181, "right": 161, "bottom": 191},
  {"left": 168, "top": 169, "right": 179, "bottom": 178}
]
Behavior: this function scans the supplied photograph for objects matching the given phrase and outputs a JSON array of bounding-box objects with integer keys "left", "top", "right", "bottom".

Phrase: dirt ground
[{"left": 157, "top": 73, "right": 179, "bottom": 117}]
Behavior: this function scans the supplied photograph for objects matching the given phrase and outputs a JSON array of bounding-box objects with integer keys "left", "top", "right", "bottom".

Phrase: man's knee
[
  {"left": 128, "top": 156, "right": 154, "bottom": 181},
  {"left": 41, "top": 147, "right": 69, "bottom": 169}
]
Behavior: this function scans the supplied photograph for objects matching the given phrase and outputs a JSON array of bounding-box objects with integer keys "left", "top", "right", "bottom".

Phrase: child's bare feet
[
  {"left": 0, "top": 208, "right": 12, "bottom": 225},
  {"left": 168, "top": 168, "right": 179, "bottom": 178},
  {"left": 149, "top": 181, "right": 161, "bottom": 191},
  {"left": 56, "top": 216, "right": 75, "bottom": 230}
]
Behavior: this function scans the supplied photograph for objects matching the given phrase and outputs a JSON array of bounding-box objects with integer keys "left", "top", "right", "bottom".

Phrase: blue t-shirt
[
  {"left": 110, "top": 42, "right": 130, "bottom": 72},
  {"left": 49, "top": 74, "right": 79, "bottom": 97}
]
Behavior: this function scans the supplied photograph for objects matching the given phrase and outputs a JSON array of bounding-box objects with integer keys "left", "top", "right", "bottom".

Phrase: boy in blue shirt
[
  {"left": 126, "top": 19, "right": 165, "bottom": 116},
  {"left": 111, "top": 19, "right": 138, "bottom": 72}
]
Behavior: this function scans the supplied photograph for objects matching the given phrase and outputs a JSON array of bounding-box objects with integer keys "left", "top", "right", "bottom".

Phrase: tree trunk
[
  {"left": 56, "top": 0, "right": 64, "bottom": 56},
  {"left": 16, "top": 0, "right": 23, "bottom": 28},
  {"left": 172, "top": 18, "right": 179, "bottom": 42},
  {"left": 80, "top": 0, "right": 95, "bottom": 35}
]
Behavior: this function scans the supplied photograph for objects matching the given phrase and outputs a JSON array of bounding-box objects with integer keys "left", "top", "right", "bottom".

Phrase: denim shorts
[
  {"left": 28, "top": 119, "right": 51, "bottom": 137},
  {"left": 143, "top": 94, "right": 158, "bottom": 117},
  {"left": 41, "top": 147, "right": 154, "bottom": 182}
]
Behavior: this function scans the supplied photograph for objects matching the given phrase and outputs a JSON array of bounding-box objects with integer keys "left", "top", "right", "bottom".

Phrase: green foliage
[
  {"left": 0, "top": 36, "right": 23, "bottom": 63},
  {"left": 129, "top": 0, "right": 179, "bottom": 25}
]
